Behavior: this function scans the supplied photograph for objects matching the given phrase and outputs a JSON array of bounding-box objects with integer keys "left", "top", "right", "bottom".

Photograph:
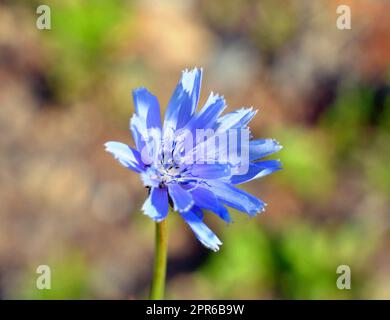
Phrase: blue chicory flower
[{"left": 105, "top": 68, "right": 282, "bottom": 251}]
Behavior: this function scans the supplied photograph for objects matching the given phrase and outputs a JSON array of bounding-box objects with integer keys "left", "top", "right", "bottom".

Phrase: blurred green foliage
[
  {"left": 363, "top": 131, "right": 390, "bottom": 196},
  {"left": 200, "top": 216, "right": 378, "bottom": 299},
  {"left": 200, "top": 219, "right": 274, "bottom": 298},
  {"left": 42, "top": 0, "right": 130, "bottom": 102},
  {"left": 201, "top": 0, "right": 298, "bottom": 55},
  {"left": 276, "top": 128, "right": 335, "bottom": 200},
  {"left": 323, "top": 86, "right": 375, "bottom": 156}
]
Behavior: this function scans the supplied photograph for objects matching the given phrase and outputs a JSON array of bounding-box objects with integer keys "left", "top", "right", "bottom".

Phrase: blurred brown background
[{"left": 0, "top": 0, "right": 389, "bottom": 299}]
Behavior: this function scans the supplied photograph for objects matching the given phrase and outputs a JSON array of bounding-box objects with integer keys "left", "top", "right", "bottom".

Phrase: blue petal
[
  {"left": 132, "top": 88, "right": 161, "bottom": 129},
  {"left": 130, "top": 114, "right": 162, "bottom": 164},
  {"left": 211, "top": 203, "right": 231, "bottom": 223},
  {"left": 129, "top": 114, "right": 146, "bottom": 151},
  {"left": 190, "top": 187, "right": 232, "bottom": 223},
  {"left": 182, "top": 127, "right": 252, "bottom": 167},
  {"left": 230, "top": 160, "right": 282, "bottom": 184},
  {"left": 188, "top": 164, "right": 231, "bottom": 179},
  {"left": 168, "top": 183, "right": 194, "bottom": 212},
  {"left": 104, "top": 141, "right": 144, "bottom": 172},
  {"left": 171, "top": 93, "right": 226, "bottom": 159},
  {"left": 215, "top": 108, "right": 256, "bottom": 132},
  {"left": 164, "top": 68, "right": 202, "bottom": 131},
  {"left": 181, "top": 131, "right": 229, "bottom": 165},
  {"left": 142, "top": 187, "right": 168, "bottom": 222},
  {"left": 186, "top": 92, "right": 226, "bottom": 132},
  {"left": 130, "top": 89, "right": 162, "bottom": 155},
  {"left": 180, "top": 210, "right": 222, "bottom": 251},
  {"left": 249, "top": 139, "right": 283, "bottom": 161},
  {"left": 205, "top": 181, "right": 265, "bottom": 216},
  {"left": 191, "top": 206, "right": 204, "bottom": 220}
]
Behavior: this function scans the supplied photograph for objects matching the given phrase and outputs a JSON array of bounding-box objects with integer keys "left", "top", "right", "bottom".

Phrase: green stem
[{"left": 149, "top": 219, "right": 168, "bottom": 300}]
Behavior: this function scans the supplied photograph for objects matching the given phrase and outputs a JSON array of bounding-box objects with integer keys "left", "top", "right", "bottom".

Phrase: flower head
[{"left": 105, "top": 68, "right": 282, "bottom": 251}]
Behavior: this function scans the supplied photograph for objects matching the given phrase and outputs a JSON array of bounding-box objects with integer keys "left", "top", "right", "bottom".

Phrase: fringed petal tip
[
  {"left": 259, "top": 204, "right": 267, "bottom": 214},
  {"left": 142, "top": 211, "right": 167, "bottom": 223},
  {"left": 182, "top": 66, "right": 203, "bottom": 74},
  {"left": 209, "top": 240, "right": 222, "bottom": 252},
  {"left": 273, "top": 139, "right": 283, "bottom": 151},
  {"left": 248, "top": 206, "right": 266, "bottom": 217},
  {"left": 209, "top": 91, "right": 225, "bottom": 101},
  {"left": 178, "top": 200, "right": 195, "bottom": 213},
  {"left": 181, "top": 67, "right": 203, "bottom": 93},
  {"left": 181, "top": 210, "right": 223, "bottom": 252},
  {"left": 142, "top": 187, "right": 169, "bottom": 221},
  {"left": 132, "top": 86, "right": 146, "bottom": 94},
  {"left": 198, "top": 235, "right": 222, "bottom": 252},
  {"left": 245, "top": 206, "right": 267, "bottom": 219},
  {"left": 168, "top": 184, "right": 195, "bottom": 213},
  {"left": 104, "top": 141, "right": 144, "bottom": 172}
]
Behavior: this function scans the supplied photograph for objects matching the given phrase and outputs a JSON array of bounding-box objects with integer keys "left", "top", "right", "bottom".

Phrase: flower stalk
[{"left": 149, "top": 218, "right": 168, "bottom": 300}]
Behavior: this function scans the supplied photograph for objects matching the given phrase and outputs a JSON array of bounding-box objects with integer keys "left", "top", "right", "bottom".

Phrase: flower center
[{"left": 141, "top": 158, "right": 186, "bottom": 188}]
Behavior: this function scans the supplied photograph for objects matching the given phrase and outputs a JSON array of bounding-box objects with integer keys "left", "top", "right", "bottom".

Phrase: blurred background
[{"left": 0, "top": 0, "right": 389, "bottom": 299}]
